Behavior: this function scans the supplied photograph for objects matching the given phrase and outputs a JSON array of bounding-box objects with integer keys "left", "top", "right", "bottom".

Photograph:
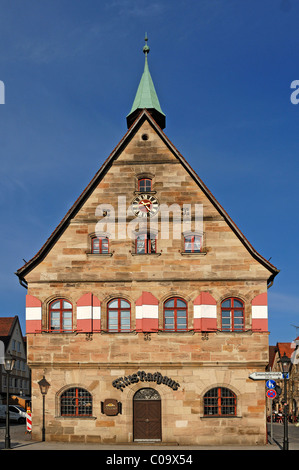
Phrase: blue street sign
[{"left": 266, "top": 379, "right": 276, "bottom": 389}]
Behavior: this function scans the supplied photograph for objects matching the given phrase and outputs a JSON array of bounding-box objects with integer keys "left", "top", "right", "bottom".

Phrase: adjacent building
[
  {"left": 0, "top": 316, "right": 31, "bottom": 408},
  {"left": 268, "top": 339, "right": 299, "bottom": 420},
  {"left": 16, "top": 38, "right": 279, "bottom": 445}
]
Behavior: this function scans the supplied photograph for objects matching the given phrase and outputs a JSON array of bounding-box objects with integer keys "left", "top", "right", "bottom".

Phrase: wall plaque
[
  {"left": 101, "top": 399, "right": 121, "bottom": 416},
  {"left": 112, "top": 370, "right": 180, "bottom": 392}
]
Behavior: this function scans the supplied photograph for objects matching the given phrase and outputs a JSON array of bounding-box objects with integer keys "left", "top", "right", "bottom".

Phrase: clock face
[{"left": 131, "top": 194, "right": 159, "bottom": 218}]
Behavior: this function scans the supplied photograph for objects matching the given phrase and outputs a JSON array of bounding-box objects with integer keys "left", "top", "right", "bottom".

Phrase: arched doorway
[{"left": 133, "top": 388, "right": 161, "bottom": 441}]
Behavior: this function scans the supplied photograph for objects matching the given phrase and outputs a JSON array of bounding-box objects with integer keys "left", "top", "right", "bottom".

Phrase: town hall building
[{"left": 16, "top": 37, "right": 279, "bottom": 446}]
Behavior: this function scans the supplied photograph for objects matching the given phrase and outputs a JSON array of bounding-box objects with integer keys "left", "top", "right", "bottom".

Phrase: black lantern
[
  {"left": 38, "top": 376, "right": 50, "bottom": 441},
  {"left": 4, "top": 354, "right": 15, "bottom": 373},
  {"left": 278, "top": 352, "right": 292, "bottom": 450},
  {"left": 279, "top": 352, "right": 291, "bottom": 377},
  {"left": 38, "top": 376, "right": 50, "bottom": 395},
  {"left": 3, "top": 354, "right": 15, "bottom": 449}
]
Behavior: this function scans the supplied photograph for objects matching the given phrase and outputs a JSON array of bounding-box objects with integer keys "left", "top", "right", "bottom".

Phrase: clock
[{"left": 131, "top": 194, "right": 159, "bottom": 218}]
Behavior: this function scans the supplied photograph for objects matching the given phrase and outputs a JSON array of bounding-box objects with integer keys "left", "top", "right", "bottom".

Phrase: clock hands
[
  {"left": 132, "top": 194, "right": 159, "bottom": 218},
  {"left": 140, "top": 200, "right": 152, "bottom": 212}
]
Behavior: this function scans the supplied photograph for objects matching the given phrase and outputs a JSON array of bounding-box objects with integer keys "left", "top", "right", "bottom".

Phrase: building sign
[
  {"left": 101, "top": 399, "right": 122, "bottom": 416},
  {"left": 112, "top": 370, "right": 180, "bottom": 392}
]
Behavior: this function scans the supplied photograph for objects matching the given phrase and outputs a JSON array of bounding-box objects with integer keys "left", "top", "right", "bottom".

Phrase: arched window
[
  {"left": 49, "top": 299, "right": 72, "bottom": 332},
  {"left": 60, "top": 387, "right": 92, "bottom": 417},
  {"left": 138, "top": 178, "right": 152, "bottom": 192},
  {"left": 91, "top": 236, "right": 109, "bottom": 254},
  {"left": 107, "top": 298, "right": 131, "bottom": 332},
  {"left": 163, "top": 297, "right": 187, "bottom": 331},
  {"left": 134, "top": 388, "right": 161, "bottom": 401},
  {"left": 221, "top": 298, "right": 244, "bottom": 332},
  {"left": 204, "top": 387, "right": 237, "bottom": 416}
]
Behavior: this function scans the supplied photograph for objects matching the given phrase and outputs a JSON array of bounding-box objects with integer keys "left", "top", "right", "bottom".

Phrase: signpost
[
  {"left": 249, "top": 371, "right": 289, "bottom": 445},
  {"left": 249, "top": 371, "right": 288, "bottom": 380}
]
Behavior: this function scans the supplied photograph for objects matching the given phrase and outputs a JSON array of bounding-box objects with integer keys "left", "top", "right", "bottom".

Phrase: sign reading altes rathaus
[{"left": 112, "top": 370, "right": 180, "bottom": 391}]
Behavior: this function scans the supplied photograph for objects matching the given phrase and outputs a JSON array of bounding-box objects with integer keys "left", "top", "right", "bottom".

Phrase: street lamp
[
  {"left": 3, "top": 354, "right": 15, "bottom": 449},
  {"left": 278, "top": 352, "right": 292, "bottom": 451},
  {"left": 38, "top": 376, "right": 50, "bottom": 441}
]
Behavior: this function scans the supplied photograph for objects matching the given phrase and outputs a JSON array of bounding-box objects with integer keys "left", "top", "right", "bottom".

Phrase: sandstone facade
[{"left": 17, "top": 113, "right": 279, "bottom": 445}]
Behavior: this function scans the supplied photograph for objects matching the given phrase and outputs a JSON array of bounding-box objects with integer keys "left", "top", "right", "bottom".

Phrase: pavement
[{"left": 0, "top": 422, "right": 298, "bottom": 453}]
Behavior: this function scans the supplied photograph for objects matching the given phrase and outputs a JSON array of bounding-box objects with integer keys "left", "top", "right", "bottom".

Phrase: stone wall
[{"left": 23, "top": 118, "right": 274, "bottom": 445}]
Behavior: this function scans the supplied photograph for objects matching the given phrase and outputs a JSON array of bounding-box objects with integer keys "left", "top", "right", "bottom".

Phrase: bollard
[{"left": 26, "top": 407, "right": 32, "bottom": 434}]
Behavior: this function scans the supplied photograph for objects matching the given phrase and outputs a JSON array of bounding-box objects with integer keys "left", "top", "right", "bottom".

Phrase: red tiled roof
[
  {"left": 277, "top": 342, "right": 294, "bottom": 359},
  {"left": 0, "top": 316, "right": 17, "bottom": 337}
]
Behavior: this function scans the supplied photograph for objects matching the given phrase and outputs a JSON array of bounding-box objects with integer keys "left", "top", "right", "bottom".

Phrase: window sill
[
  {"left": 100, "top": 330, "right": 136, "bottom": 335},
  {"left": 40, "top": 330, "right": 78, "bottom": 334},
  {"left": 131, "top": 253, "right": 161, "bottom": 256},
  {"left": 217, "top": 330, "right": 252, "bottom": 335},
  {"left": 134, "top": 191, "right": 157, "bottom": 195},
  {"left": 200, "top": 415, "right": 241, "bottom": 419},
  {"left": 181, "top": 252, "right": 207, "bottom": 256},
  {"left": 86, "top": 253, "right": 113, "bottom": 257},
  {"left": 57, "top": 416, "right": 97, "bottom": 420},
  {"left": 157, "top": 330, "right": 194, "bottom": 335}
]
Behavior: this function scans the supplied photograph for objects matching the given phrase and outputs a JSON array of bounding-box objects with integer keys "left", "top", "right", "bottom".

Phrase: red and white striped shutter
[
  {"left": 252, "top": 293, "right": 268, "bottom": 332},
  {"left": 77, "top": 293, "right": 101, "bottom": 332},
  {"left": 26, "top": 295, "right": 42, "bottom": 334},
  {"left": 136, "top": 292, "right": 159, "bottom": 332},
  {"left": 193, "top": 292, "right": 217, "bottom": 331}
]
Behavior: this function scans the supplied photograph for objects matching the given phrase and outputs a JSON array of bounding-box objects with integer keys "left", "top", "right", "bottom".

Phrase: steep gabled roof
[
  {"left": 16, "top": 110, "right": 279, "bottom": 286},
  {"left": 0, "top": 316, "right": 19, "bottom": 348},
  {"left": 0, "top": 317, "right": 17, "bottom": 336}
]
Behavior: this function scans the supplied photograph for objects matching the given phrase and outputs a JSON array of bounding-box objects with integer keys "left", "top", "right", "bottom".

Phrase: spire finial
[
  {"left": 143, "top": 33, "right": 150, "bottom": 55},
  {"left": 126, "top": 33, "right": 165, "bottom": 129}
]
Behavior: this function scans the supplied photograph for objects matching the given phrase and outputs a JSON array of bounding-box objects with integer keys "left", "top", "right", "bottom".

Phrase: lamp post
[
  {"left": 3, "top": 354, "right": 15, "bottom": 449},
  {"left": 38, "top": 376, "right": 50, "bottom": 441},
  {"left": 279, "top": 352, "right": 292, "bottom": 451}
]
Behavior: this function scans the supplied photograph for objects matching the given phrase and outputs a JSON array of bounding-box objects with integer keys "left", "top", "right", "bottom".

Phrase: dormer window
[{"left": 138, "top": 178, "right": 152, "bottom": 192}]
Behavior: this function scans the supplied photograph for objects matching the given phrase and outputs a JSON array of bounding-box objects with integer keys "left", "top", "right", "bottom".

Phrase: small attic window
[
  {"left": 141, "top": 133, "right": 149, "bottom": 141},
  {"left": 92, "top": 237, "right": 109, "bottom": 254},
  {"left": 138, "top": 178, "right": 152, "bottom": 192}
]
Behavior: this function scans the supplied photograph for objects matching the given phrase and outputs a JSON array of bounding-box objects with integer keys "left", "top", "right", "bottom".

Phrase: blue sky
[{"left": 0, "top": 0, "right": 298, "bottom": 346}]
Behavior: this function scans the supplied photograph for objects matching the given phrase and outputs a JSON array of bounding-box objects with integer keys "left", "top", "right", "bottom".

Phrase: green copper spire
[{"left": 126, "top": 34, "right": 166, "bottom": 129}]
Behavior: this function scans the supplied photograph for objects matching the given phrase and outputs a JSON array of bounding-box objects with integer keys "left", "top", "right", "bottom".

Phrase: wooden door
[{"left": 133, "top": 390, "right": 161, "bottom": 441}]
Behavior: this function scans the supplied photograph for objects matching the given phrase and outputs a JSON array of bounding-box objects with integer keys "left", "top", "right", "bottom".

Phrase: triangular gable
[
  {"left": 0, "top": 316, "right": 25, "bottom": 352},
  {"left": 16, "top": 109, "right": 279, "bottom": 285}
]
